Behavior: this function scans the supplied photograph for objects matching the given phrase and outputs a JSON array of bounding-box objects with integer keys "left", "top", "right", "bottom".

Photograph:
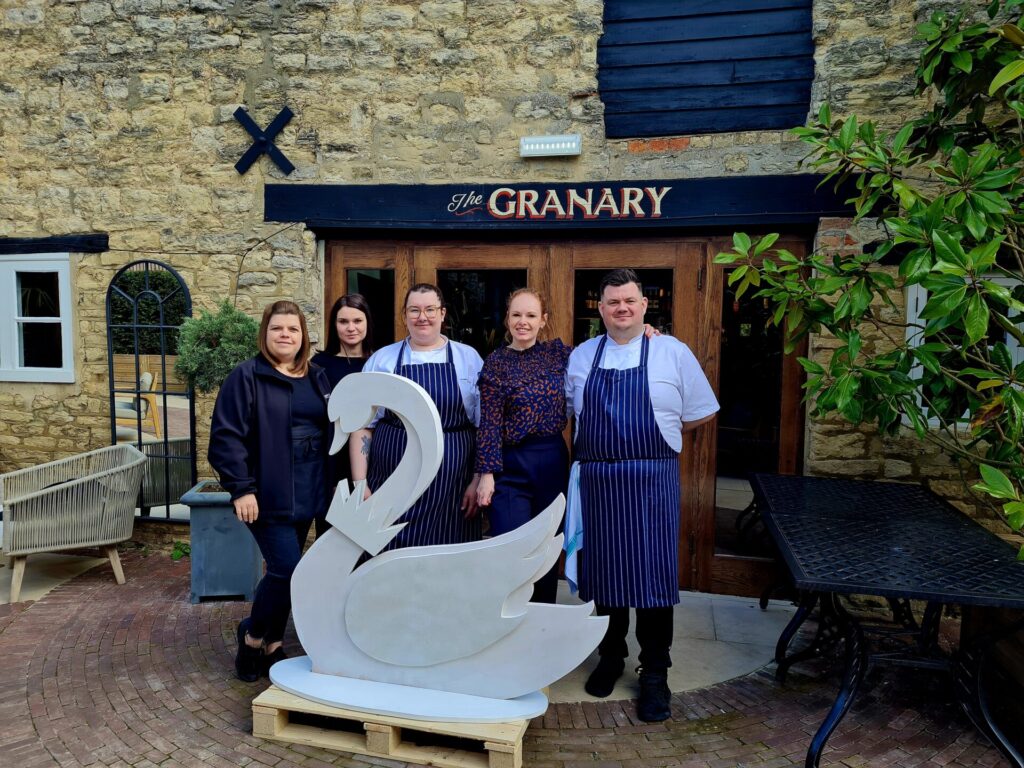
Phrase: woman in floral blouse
[{"left": 475, "top": 288, "right": 570, "bottom": 604}]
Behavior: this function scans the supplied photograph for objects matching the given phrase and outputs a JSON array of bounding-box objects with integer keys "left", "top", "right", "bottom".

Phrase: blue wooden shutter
[{"left": 599, "top": 0, "right": 814, "bottom": 138}]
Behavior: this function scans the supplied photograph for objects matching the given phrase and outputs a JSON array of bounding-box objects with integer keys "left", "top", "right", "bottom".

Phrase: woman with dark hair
[
  {"left": 353, "top": 283, "right": 484, "bottom": 549},
  {"left": 208, "top": 300, "right": 332, "bottom": 682},
  {"left": 311, "top": 294, "right": 374, "bottom": 535},
  {"left": 312, "top": 293, "right": 374, "bottom": 385}
]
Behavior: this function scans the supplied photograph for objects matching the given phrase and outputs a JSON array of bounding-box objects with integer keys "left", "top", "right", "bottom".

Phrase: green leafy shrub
[
  {"left": 174, "top": 301, "right": 258, "bottom": 393},
  {"left": 716, "top": 0, "right": 1024, "bottom": 550}
]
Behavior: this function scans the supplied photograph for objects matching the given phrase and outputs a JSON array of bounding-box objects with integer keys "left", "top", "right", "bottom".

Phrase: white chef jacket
[
  {"left": 565, "top": 332, "right": 719, "bottom": 452},
  {"left": 363, "top": 337, "right": 484, "bottom": 427}
]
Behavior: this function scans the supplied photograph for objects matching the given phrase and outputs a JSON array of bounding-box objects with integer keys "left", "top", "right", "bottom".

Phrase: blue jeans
[{"left": 246, "top": 518, "right": 312, "bottom": 643}]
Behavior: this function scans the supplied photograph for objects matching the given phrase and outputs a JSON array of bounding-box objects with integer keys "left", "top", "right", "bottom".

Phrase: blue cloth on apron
[
  {"left": 288, "top": 425, "right": 328, "bottom": 522},
  {"left": 367, "top": 341, "right": 480, "bottom": 549},
  {"left": 575, "top": 335, "right": 680, "bottom": 608}
]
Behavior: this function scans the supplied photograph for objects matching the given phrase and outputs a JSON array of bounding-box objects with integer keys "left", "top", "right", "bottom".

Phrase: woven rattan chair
[{"left": 0, "top": 444, "right": 147, "bottom": 602}]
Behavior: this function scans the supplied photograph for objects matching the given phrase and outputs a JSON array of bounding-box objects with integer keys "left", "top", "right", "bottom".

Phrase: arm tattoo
[{"left": 361, "top": 435, "right": 371, "bottom": 456}]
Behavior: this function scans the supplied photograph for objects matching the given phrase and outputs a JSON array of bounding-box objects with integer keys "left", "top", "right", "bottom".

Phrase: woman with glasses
[{"left": 353, "top": 283, "right": 484, "bottom": 548}]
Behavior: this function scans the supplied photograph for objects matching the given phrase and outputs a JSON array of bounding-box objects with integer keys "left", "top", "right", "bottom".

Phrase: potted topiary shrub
[
  {"left": 174, "top": 300, "right": 259, "bottom": 394},
  {"left": 175, "top": 301, "right": 262, "bottom": 602}
]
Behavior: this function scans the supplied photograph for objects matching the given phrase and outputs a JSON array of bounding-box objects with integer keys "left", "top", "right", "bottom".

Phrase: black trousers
[
  {"left": 596, "top": 604, "right": 674, "bottom": 671},
  {"left": 489, "top": 434, "right": 569, "bottom": 604},
  {"left": 247, "top": 517, "right": 313, "bottom": 643}
]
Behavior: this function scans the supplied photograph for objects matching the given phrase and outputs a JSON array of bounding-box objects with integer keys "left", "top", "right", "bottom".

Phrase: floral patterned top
[{"left": 475, "top": 339, "right": 571, "bottom": 473}]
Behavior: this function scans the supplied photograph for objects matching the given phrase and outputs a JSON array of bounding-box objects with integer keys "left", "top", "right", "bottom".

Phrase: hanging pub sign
[{"left": 264, "top": 176, "right": 853, "bottom": 230}]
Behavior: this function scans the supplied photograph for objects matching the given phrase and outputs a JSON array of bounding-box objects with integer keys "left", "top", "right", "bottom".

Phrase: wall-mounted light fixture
[{"left": 519, "top": 133, "right": 582, "bottom": 158}]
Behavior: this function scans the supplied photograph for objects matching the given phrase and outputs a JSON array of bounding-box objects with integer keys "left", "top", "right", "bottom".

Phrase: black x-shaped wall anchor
[{"left": 233, "top": 106, "right": 295, "bottom": 175}]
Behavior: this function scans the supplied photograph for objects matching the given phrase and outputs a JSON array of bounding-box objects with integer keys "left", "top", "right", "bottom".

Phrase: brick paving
[{"left": 0, "top": 551, "right": 1009, "bottom": 768}]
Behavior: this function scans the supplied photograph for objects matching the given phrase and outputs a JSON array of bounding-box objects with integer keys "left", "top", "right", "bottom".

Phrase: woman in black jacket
[{"left": 208, "top": 300, "right": 332, "bottom": 682}]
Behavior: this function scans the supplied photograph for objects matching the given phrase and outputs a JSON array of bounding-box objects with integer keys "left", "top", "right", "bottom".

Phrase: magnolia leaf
[
  {"left": 727, "top": 265, "right": 748, "bottom": 286},
  {"left": 962, "top": 366, "right": 1002, "bottom": 378},
  {"left": 976, "top": 464, "right": 1019, "bottom": 500},
  {"left": 933, "top": 230, "right": 967, "bottom": 267},
  {"left": 892, "top": 124, "right": 914, "bottom": 153},
  {"left": 833, "top": 374, "right": 859, "bottom": 409},
  {"left": 839, "top": 116, "right": 858, "bottom": 150},
  {"left": 975, "top": 168, "right": 1019, "bottom": 190},
  {"left": 951, "top": 51, "right": 973, "bottom": 73},
  {"left": 754, "top": 232, "right": 780, "bottom": 256},
  {"left": 992, "top": 343, "right": 1014, "bottom": 372},
  {"left": 970, "top": 396, "right": 1005, "bottom": 430},
  {"left": 968, "top": 238, "right": 1003, "bottom": 271},
  {"left": 798, "top": 357, "right": 825, "bottom": 375},
  {"left": 733, "top": 232, "right": 752, "bottom": 254},
  {"left": 1005, "top": 501, "right": 1024, "bottom": 531},
  {"left": 989, "top": 58, "right": 1024, "bottom": 95},
  {"left": 965, "top": 293, "right": 990, "bottom": 345},
  {"left": 977, "top": 379, "right": 1005, "bottom": 391},
  {"left": 999, "top": 23, "right": 1024, "bottom": 46}
]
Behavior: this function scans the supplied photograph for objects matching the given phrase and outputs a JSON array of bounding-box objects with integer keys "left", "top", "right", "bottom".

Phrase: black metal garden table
[{"left": 751, "top": 473, "right": 1024, "bottom": 768}]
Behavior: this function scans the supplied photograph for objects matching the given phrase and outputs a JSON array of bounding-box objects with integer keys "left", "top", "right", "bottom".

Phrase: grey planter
[{"left": 181, "top": 480, "right": 262, "bottom": 604}]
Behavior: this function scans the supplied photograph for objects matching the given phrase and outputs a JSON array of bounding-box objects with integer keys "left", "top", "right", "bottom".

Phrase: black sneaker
[
  {"left": 261, "top": 646, "right": 288, "bottom": 677},
  {"left": 637, "top": 667, "right": 671, "bottom": 722},
  {"left": 584, "top": 656, "right": 625, "bottom": 698},
  {"left": 235, "top": 619, "right": 262, "bottom": 683}
]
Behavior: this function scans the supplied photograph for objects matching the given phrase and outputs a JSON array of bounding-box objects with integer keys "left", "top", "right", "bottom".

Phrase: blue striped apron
[
  {"left": 367, "top": 341, "right": 480, "bottom": 549},
  {"left": 575, "top": 334, "right": 680, "bottom": 608}
]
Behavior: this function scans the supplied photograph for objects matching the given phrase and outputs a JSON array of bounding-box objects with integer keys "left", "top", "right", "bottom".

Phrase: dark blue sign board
[{"left": 264, "top": 175, "right": 853, "bottom": 230}]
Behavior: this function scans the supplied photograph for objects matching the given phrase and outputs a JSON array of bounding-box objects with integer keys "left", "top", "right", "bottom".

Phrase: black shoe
[
  {"left": 261, "top": 646, "right": 288, "bottom": 677},
  {"left": 584, "top": 656, "right": 625, "bottom": 698},
  {"left": 235, "top": 619, "right": 262, "bottom": 683},
  {"left": 637, "top": 667, "right": 671, "bottom": 722}
]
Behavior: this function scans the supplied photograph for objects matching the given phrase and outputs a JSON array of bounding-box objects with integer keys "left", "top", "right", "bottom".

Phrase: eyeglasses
[{"left": 405, "top": 305, "right": 442, "bottom": 319}]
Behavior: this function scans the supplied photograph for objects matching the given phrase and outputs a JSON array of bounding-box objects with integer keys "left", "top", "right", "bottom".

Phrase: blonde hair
[
  {"left": 504, "top": 288, "right": 551, "bottom": 343},
  {"left": 258, "top": 300, "right": 311, "bottom": 376}
]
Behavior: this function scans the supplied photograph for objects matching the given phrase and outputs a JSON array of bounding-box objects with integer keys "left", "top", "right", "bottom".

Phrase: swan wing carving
[
  {"left": 326, "top": 371, "right": 443, "bottom": 555},
  {"left": 344, "top": 495, "right": 565, "bottom": 667}
]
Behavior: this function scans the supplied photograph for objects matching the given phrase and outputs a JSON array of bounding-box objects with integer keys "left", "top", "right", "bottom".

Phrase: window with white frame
[
  {"left": 0, "top": 253, "right": 75, "bottom": 383},
  {"left": 905, "top": 278, "right": 1022, "bottom": 425}
]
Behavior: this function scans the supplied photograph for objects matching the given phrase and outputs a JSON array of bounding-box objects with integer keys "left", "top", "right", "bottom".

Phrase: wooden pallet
[{"left": 252, "top": 685, "right": 528, "bottom": 768}]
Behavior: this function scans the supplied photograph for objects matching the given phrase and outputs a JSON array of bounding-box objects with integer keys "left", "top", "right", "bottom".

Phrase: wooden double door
[{"left": 325, "top": 236, "right": 807, "bottom": 596}]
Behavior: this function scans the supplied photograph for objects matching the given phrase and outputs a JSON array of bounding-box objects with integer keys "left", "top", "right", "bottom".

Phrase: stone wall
[{"left": 0, "top": 0, "right": 966, "bottom": 502}]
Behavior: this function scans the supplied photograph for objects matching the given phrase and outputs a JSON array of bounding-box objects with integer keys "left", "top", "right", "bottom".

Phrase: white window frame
[
  {"left": 904, "top": 277, "right": 1023, "bottom": 427},
  {"left": 0, "top": 253, "right": 75, "bottom": 383}
]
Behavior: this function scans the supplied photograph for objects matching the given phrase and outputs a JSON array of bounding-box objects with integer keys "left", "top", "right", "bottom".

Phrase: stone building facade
[{"left": 2, "top": 0, "right": 1008, "bottom": 578}]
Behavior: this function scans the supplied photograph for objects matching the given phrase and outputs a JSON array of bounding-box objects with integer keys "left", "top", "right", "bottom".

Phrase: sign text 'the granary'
[{"left": 446, "top": 186, "right": 673, "bottom": 220}]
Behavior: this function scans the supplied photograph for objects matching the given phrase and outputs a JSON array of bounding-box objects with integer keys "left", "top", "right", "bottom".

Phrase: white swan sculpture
[{"left": 279, "top": 372, "right": 607, "bottom": 722}]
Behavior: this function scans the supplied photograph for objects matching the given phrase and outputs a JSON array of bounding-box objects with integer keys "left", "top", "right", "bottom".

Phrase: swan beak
[{"left": 330, "top": 419, "right": 351, "bottom": 456}]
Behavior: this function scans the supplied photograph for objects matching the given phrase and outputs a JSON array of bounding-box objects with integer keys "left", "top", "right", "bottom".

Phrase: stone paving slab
[{"left": 0, "top": 552, "right": 1009, "bottom": 767}]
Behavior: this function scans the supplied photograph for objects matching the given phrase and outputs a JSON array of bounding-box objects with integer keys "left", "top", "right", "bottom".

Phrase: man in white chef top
[{"left": 566, "top": 268, "right": 719, "bottom": 722}]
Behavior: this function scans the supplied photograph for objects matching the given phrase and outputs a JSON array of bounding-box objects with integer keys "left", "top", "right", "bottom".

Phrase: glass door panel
[
  {"left": 347, "top": 268, "right": 395, "bottom": 352},
  {"left": 437, "top": 269, "right": 528, "bottom": 358},
  {"left": 714, "top": 274, "right": 783, "bottom": 558},
  {"left": 572, "top": 268, "right": 674, "bottom": 345}
]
